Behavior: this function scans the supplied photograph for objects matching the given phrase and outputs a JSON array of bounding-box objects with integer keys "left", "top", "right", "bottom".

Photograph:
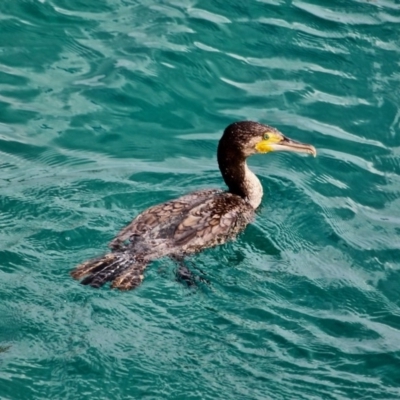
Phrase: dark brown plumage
[{"left": 71, "top": 121, "right": 316, "bottom": 290}]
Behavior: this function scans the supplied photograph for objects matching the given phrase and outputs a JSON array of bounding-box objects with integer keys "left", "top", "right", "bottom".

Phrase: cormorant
[{"left": 71, "top": 121, "right": 316, "bottom": 290}]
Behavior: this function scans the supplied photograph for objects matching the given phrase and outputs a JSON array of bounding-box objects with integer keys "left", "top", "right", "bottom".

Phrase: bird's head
[{"left": 219, "top": 121, "right": 316, "bottom": 158}]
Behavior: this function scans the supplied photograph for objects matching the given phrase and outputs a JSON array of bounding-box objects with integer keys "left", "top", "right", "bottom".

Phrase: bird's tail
[{"left": 71, "top": 252, "right": 147, "bottom": 290}]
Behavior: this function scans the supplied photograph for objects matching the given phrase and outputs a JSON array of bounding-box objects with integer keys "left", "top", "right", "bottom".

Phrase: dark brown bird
[{"left": 71, "top": 121, "right": 316, "bottom": 290}]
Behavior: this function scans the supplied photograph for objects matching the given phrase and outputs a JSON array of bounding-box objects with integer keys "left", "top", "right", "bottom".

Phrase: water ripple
[{"left": 1, "top": 0, "right": 400, "bottom": 398}]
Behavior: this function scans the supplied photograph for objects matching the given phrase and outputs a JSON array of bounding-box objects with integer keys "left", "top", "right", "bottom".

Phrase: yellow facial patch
[
  {"left": 255, "top": 132, "right": 282, "bottom": 153},
  {"left": 255, "top": 140, "right": 273, "bottom": 153}
]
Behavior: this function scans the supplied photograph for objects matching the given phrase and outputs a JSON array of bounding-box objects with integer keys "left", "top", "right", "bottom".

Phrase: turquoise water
[{"left": 1, "top": 0, "right": 400, "bottom": 398}]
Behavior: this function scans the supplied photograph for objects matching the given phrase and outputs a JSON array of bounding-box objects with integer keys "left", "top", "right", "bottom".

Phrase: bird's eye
[{"left": 263, "top": 133, "right": 270, "bottom": 140}]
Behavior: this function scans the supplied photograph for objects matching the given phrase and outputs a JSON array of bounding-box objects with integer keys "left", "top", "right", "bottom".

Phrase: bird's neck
[{"left": 218, "top": 154, "right": 263, "bottom": 209}]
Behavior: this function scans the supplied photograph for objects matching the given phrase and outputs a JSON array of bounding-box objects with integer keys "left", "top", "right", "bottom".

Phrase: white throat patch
[{"left": 244, "top": 162, "right": 263, "bottom": 209}]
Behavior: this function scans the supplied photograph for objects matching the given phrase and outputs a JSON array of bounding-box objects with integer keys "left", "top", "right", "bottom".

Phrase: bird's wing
[
  {"left": 172, "top": 194, "right": 254, "bottom": 251},
  {"left": 109, "top": 189, "right": 221, "bottom": 249}
]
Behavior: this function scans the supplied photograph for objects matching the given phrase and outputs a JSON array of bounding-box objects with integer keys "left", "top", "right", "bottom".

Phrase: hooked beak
[{"left": 271, "top": 135, "right": 316, "bottom": 157}]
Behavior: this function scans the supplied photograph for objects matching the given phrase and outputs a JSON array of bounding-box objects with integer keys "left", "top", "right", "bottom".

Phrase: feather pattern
[{"left": 71, "top": 189, "right": 254, "bottom": 289}]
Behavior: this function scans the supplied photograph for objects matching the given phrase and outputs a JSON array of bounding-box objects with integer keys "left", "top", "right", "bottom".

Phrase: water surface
[{"left": 1, "top": 0, "right": 400, "bottom": 399}]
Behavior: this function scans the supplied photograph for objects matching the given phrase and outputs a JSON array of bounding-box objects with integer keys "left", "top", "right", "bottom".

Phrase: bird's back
[{"left": 110, "top": 188, "right": 254, "bottom": 259}]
